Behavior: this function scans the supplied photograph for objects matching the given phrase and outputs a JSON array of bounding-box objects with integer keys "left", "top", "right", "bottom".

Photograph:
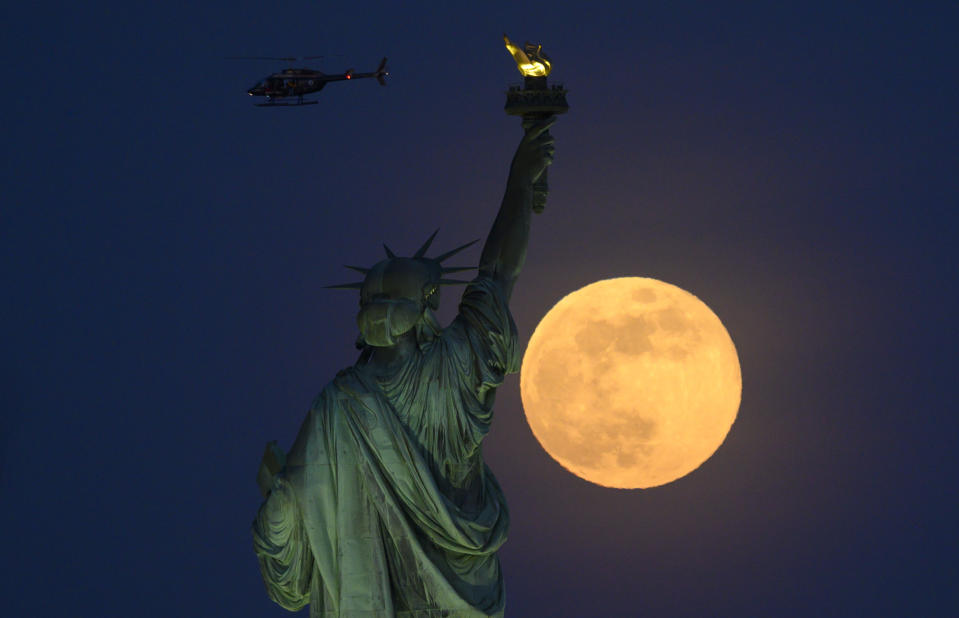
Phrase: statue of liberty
[{"left": 252, "top": 115, "right": 556, "bottom": 618}]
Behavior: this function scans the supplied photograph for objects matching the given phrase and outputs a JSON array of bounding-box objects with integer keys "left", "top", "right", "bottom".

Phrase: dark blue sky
[{"left": 2, "top": 2, "right": 957, "bottom": 616}]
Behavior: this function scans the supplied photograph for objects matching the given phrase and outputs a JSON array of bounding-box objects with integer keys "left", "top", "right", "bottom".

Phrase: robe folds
[{"left": 253, "top": 276, "right": 520, "bottom": 617}]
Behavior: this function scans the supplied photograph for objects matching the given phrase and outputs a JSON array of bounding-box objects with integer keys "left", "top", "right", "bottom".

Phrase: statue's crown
[{"left": 325, "top": 229, "right": 477, "bottom": 291}]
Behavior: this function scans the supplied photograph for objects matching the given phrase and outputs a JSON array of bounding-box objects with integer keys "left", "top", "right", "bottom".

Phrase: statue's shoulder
[
  {"left": 288, "top": 369, "right": 361, "bottom": 466},
  {"left": 458, "top": 275, "right": 511, "bottom": 315},
  {"left": 309, "top": 368, "right": 361, "bottom": 411}
]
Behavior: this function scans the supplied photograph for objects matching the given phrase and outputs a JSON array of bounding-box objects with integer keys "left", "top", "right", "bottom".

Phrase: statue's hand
[{"left": 510, "top": 116, "right": 556, "bottom": 188}]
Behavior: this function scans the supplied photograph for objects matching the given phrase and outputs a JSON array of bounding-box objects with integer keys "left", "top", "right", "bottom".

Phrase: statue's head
[
  {"left": 327, "top": 231, "right": 477, "bottom": 348},
  {"left": 356, "top": 257, "right": 438, "bottom": 347}
]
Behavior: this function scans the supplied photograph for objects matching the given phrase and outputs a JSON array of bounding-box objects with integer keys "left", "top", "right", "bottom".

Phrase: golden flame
[{"left": 504, "top": 33, "right": 552, "bottom": 77}]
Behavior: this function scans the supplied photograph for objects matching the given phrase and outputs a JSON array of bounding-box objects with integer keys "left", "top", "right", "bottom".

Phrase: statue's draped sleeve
[
  {"left": 395, "top": 275, "right": 520, "bottom": 485},
  {"left": 251, "top": 475, "right": 313, "bottom": 611},
  {"left": 449, "top": 275, "right": 521, "bottom": 405}
]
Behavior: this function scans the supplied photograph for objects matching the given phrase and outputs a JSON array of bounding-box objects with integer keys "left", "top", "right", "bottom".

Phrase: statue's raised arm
[{"left": 478, "top": 117, "right": 556, "bottom": 301}]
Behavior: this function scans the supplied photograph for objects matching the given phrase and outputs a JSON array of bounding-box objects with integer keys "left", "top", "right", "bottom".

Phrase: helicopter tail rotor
[{"left": 375, "top": 57, "right": 388, "bottom": 86}]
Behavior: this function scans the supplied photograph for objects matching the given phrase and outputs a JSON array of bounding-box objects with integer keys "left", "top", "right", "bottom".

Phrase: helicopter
[{"left": 239, "top": 56, "right": 388, "bottom": 107}]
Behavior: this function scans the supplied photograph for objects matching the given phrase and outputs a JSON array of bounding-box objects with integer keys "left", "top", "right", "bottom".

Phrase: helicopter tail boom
[{"left": 342, "top": 57, "right": 388, "bottom": 85}]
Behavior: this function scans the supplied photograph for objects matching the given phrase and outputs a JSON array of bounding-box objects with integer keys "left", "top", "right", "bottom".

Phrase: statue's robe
[{"left": 253, "top": 276, "right": 519, "bottom": 617}]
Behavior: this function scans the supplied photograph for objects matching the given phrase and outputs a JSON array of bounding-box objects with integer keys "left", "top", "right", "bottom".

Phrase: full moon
[{"left": 520, "top": 277, "right": 741, "bottom": 489}]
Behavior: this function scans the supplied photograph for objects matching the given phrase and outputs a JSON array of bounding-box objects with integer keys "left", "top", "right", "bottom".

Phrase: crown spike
[
  {"left": 440, "top": 266, "right": 476, "bottom": 274},
  {"left": 344, "top": 265, "right": 370, "bottom": 274},
  {"left": 325, "top": 282, "right": 365, "bottom": 289},
  {"left": 383, "top": 244, "right": 396, "bottom": 258},
  {"left": 434, "top": 239, "right": 480, "bottom": 263},
  {"left": 414, "top": 228, "right": 440, "bottom": 258}
]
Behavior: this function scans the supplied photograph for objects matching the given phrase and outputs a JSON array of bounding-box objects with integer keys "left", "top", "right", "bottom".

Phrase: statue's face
[{"left": 357, "top": 258, "right": 440, "bottom": 347}]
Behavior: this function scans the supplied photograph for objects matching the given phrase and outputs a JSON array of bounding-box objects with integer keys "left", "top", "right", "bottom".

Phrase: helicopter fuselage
[
  {"left": 244, "top": 58, "right": 386, "bottom": 106},
  {"left": 248, "top": 69, "right": 341, "bottom": 98}
]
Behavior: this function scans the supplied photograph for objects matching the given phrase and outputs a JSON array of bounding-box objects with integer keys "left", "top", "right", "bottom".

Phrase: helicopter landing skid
[{"left": 254, "top": 99, "right": 319, "bottom": 107}]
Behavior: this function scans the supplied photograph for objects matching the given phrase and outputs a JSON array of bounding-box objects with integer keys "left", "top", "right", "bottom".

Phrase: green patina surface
[
  {"left": 254, "top": 278, "right": 518, "bottom": 617},
  {"left": 252, "top": 109, "right": 558, "bottom": 617}
]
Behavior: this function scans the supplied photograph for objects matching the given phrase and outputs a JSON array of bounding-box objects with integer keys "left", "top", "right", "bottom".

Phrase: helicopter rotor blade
[
  {"left": 304, "top": 53, "right": 344, "bottom": 60},
  {"left": 226, "top": 56, "right": 298, "bottom": 62},
  {"left": 226, "top": 54, "right": 344, "bottom": 63}
]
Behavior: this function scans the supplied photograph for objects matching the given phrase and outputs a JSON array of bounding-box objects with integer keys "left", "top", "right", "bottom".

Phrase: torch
[{"left": 504, "top": 34, "right": 569, "bottom": 213}]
